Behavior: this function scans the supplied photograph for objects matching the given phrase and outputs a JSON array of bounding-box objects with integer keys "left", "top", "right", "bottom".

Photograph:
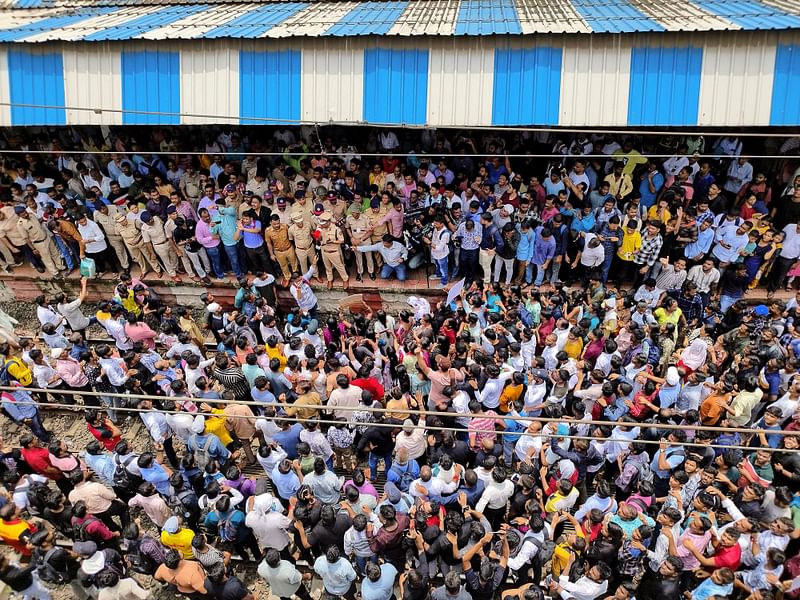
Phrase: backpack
[
  {"left": 168, "top": 490, "right": 196, "bottom": 521},
  {"left": 113, "top": 454, "right": 142, "bottom": 492},
  {"left": 217, "top": 511, "right": 238, "bottom": 542},
  {"left": 74, "top": 516, "right": 100, "bottom": 542},
  {"left": 634, "top": 460, "right": 655, "bottom": 487},
  {"left": 0, "top": 357, "right": 30, "bottom": 387},
  {"left": 389, "top": 462, "right": 416, "bottom": 493},
  {"left": 126, "top": 539, "right": 157, "bottom": 575},
  {"left": 191, "top": 434, "right": 215, "bottom": 470},
  {"left": 37, "top": 548, "right": 70, "bottom": 584},
  {"left": 645, "top": 342, "right": 661, "bottom": 367},
  {"left": 526, "top": 534, "right": 556, "bottom": 568}
]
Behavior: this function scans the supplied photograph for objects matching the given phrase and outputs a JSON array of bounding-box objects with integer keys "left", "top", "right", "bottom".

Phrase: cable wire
[
  {"left": 2, "top": 100, "right": 800, "bottom": 139},
  {"left": 4, "top": 386, "right": 800, "bottom": 454}
]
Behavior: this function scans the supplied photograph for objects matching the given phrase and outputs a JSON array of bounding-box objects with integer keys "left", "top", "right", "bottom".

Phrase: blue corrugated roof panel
[
  {"left": 696, "top": 0, "right": 800, "bottom": 29},
  {"left": 571, "top": 0, "right": 664, "bottom": 33},
  {"left": 13, "top": 0, "right": 44, "bottom": 8},
  {"left": 204, "top": 2, "right": 307, "bottom": 38},
  {"left": 83, "top": 3, "right": 209, "bottom": 40},
  {"left": 326, "top": 0, "right": 409, "bottom": 36},
  {"left": 456, "top": 0, "right": 521, "bottom": 35},
  {"left": 0, "top": 7, "right": 117, "bottom": 41}
]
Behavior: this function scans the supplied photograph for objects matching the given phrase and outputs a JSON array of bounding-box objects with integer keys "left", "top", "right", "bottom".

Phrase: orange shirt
[{"left": 700, "top": 393, "right": 730, "bottom": 426}]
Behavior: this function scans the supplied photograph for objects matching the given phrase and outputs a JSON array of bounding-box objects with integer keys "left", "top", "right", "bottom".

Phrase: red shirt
[
  {"left": 20, "top": 446, "right": 60, "bottom": 479},
  {"left": 351, "top": 377, "right": 385, "bottom": 402},
  {"left": 711, "top": 543, "right": 742, "bottom": 571},
  {"left": 87, "top": 423, "right": 122, "bottom": 452}
]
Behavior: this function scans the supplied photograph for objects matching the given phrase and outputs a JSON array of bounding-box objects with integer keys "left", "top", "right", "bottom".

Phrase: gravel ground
[{"left": 0, "top": 302, "right": 298, "bottom": 600}]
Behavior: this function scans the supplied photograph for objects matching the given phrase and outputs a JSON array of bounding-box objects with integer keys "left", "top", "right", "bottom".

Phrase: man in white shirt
[
  {"left": 409, "top": 466, "right": 445, "bottom": 500},
  {"left": 551, "top": 563, "right": 611, "bottom": 600},
  {"left": 475, "top": 469, "right": 515, "bottom": 527}
]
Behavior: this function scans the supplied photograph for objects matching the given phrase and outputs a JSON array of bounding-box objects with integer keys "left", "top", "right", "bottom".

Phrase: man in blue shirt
[
  {"left": 650, "top": 431, "right": 687, "bottom": 497},
  {"left": 361, "top": 562, "right": 398, "bottom": 600},
  {"left": 684, "top": 220, "right": 715, "bottom": 262},
  {"left": 236, "top": 213, "right": 270, "bottom": 274},
  {"left": 1, "top": 389, "right": 50, "bottom": 441},
  {"left": 272, "top": 421, "right": 303, "bottom": 460},
  {"left": 211, "top": 199, "right": 243, "bottom": 277},
  {"left": 639, "top": 161, "right": 665, "bottom": 209}
]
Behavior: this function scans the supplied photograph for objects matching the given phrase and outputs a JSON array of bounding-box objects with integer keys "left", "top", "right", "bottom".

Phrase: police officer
[
  {"left": 346, "top": 204, "right": 374, "bottom": 282},
  {"left": 16, "top": 205, "right": 63, "bottom": 275},
  {"left": 317, "top": 211, "right": 349, "bottom": 290},
  {"left": 288, "top": 213, "right": 317, "bottom": 280},
  {"left": 265, "top": 214, "right": 298, "bottom": 286}
]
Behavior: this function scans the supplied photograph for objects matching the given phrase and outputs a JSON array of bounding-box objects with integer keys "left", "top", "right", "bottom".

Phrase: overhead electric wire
[
  {"left": 2, "top": 100, "right": 800, "bottom": 139},
  {"left": 3, "top": 385, "right": 800, "bottom": 454}
]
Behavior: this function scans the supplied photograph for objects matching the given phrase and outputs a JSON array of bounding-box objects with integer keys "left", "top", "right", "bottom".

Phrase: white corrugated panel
[
  {"left": 628, "top": 0, "right": 738, "bottom": 32},
  {"left": 140, "top": 5, "right": 242, "bottom": 40},
  {"left": 559, "top": 35, "right": 632, "bottom": 126},
  {"left": 63, "top": 43, "right": 122, "bottom": 125},
  {"left": 301, "top": 38, "right": 363, "bottom": 123},
  {"left": 428, "top": 39, "right": 493, "bottom": 126},
  {"left": 0, "top": 47, "right": 9, "bottom": 126},
  {"left": 180, "top": 41, "right": 239, "bottom": 124},
  {"left": 516, "top": 0, "right": 590, "bottom": 34},
  {"left": 265, "top": 2, "right": 359, "bottom": 38},
  {"left": 698, "top": 31, "right": 777, "bottom": 126},
  {"left": 388, "top": 0, "right": 459, "bottom": 36}
]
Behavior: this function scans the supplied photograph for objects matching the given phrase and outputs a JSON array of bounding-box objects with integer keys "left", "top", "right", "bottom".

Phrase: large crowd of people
[{"left": 0, "top": 126, "right": 797, "bottom": 600}]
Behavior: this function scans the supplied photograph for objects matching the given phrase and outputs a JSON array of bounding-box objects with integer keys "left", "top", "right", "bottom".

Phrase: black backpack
[
  {"left": 126, "top": 539, "right": 157, "bottom": 575},
  {"left": 113, "top": 454, "right": 143, "bottom": 492},
  {"left": 168, "top": 489, "right": 198, "bottom": 522},
  {"left": 36, "top": 548, "right": 70, "bottom": 584},
  {"left": 74, "top": 516, "right": 100, "bottom": 542}
]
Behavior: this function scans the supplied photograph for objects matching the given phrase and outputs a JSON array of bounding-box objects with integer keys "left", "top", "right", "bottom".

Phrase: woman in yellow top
[
  {"left": 653, "top": 297, "right": 686, "bottom": 330},
  {"left": 159, "top": 515, "right": 195, "bottom": 559},
  {"left": 563, "top": 328, "right": 584, "bottom": 360}
]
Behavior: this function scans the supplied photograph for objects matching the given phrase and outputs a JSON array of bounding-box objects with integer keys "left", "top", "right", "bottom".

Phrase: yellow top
[{"left": 160, "top": 527, "right": 195, "bottom": 559}]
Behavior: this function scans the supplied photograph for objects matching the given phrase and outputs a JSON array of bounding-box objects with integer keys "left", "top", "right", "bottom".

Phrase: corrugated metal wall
[
  {"left": 63, "top": 43, "right": 122, "bottom": 125},
  {"left": 120, "top": 48, "right": 180, "bottom": 124},
  {"left": 3, "top": 31, "right": 800, "bottom": 127},
  {"left": 0, "top": 47, "right": 11, "bottom": 126},
  {"left": 301, "top": 38, "right": 363, "bottom": 124},
  {"left": 181, "top": 42, "right": 239, "bottom": 125},
  {"left": 7, "top": 45, "right": 65, "bottom": 125},
  {"left": 427, "top": 38, "right": 493, "bottom": 127}
]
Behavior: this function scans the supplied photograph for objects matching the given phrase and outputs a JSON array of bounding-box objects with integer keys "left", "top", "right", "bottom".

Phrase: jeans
[
  {"left": 368, "top": 451, "right": 392, "bottom": 478},
  {"left": 533, "top": 262, "right": 547, "bottom": 286},
  {"left": 100, "top": 395, "right": 123, "bottom": 424},
  {"left": 547, "top": 257, "right": 562, "bottom": 284},
  {"left": 381, "top": 262, "right": 407, "bottom": 281},
  {"left": 204, "top": 244, "right": 225, "bottom": 278},
  {"left": 408, "top": 253, "right": 425, "bottom": 270},
  {"left": 24, "top": 411, "right": 50, "bottom": 442},
  {"left": 54, "top": 236, "right": 79, "bottom": 270},
  {"left": 449, "top": 246, "right": 460, "bottom": 279},
  {"left": 459, "top": 247, "right": 479, "bottom": 283},
  {"left": 493, "top": 256, "right": 514, "bottom": 283},
  {"left": 720, "top": 294, "right": 740, "bottom": 313},
  {"left": 601, "top": 249, "right": 614, "bottom": 283},
  {"left": 434, "top": 256, "right": 449, "bottom": 285},
  {"left": 223, "top": 244, "right": 243, "bottom": 277},
  {"left": 354, "top": 554, "right": 379, "bottom": 575}
]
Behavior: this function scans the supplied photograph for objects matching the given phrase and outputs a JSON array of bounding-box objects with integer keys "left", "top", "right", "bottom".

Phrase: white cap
[
  {"left": 503, "top": 204, "right": 514, "bottom": 215},
  {"left": 206, "top": 302, "right": 221, "bottom": 313},
  {"left": 51, "top": 347, "right": 64, "bottom": 359},
  {"left": 81, "top": 551, "right": 105, "bottom": 575},
  {"left": 191, "top": 415, "right": 205, "bottom": 434},
  {"left": 666, "top": 366, "right": 680, "bottom": 386}
]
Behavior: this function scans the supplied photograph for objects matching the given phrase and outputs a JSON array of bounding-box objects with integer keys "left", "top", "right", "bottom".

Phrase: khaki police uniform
[
  {"left": 93, "top": 206, "right": 129, "bottom": 270},
  {"left": 346, "top": 211, "right": 374, "bottom": 276},
  {"left": 115, "top": 215, "right": 162, "bottom": 274},
  {"left": 367, "top": 208, "right": 388, "bottom": 267},
  {"left": 17, "top": 214, "right": 63, "bottom": 274},
  {"left": 140, "top": 216, "right": 179, "bottom": 277},
  {"left": 265, "top": 222, "right": 298, "bottom": 279},
  {"left": 318, "top": 212, "right": 349, "bottom": 284},
  {"left": 288, "top": 215, "right": 317, "bottom": 276}
]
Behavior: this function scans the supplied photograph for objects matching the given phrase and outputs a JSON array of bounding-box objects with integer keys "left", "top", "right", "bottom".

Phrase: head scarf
[{"left": 680, "top": 338, "right": 708, "bottom": 370}]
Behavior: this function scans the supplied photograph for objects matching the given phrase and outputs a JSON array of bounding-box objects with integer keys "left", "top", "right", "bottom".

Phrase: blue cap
[
  {"left": 753, "top": 304, "right": 769, "bottom": 317},
  {"left": 13, "top": 205, "right": 26, "bottom": 214},
  {"left": 370, "top": 198, "right": 380, "bottom": 209},
  {"left": 140, "top": 211, "right": 152, "bottom": 222}
]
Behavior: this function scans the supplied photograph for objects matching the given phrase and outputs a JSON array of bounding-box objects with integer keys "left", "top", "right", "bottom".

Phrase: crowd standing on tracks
[{"left": 0, "top": 127, "right": 798, "bottom": 599}]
